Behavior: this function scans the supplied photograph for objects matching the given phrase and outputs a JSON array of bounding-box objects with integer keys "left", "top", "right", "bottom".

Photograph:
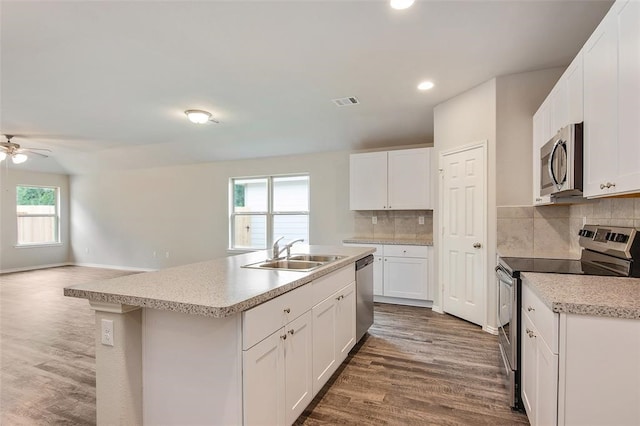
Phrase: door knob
[{"left": 473, "top": 243, "right": 482, "bottom": 249}]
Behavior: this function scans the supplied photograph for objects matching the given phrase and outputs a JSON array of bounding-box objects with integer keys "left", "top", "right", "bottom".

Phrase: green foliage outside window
[
  {"left": 17, "top": 186, "right": 56, "bottom": 205},
  {"left": 234, "top": 184, "right": 245, "bottom": 207}
]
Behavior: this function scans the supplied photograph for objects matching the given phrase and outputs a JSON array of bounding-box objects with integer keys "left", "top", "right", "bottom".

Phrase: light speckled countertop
[
  {"left": 522, "top": 272, "right": 640, "bottom": 319},
  {"left": 343, "top": 237, "right": 433, "bottom": 246},
  {"left": 64, "top": 245, "right": 374, "bottom": 318}
]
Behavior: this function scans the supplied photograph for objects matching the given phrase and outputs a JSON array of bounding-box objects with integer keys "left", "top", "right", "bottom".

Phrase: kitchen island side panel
[{"left": 142, "top": 308, "right": 243, "bottom": 425}]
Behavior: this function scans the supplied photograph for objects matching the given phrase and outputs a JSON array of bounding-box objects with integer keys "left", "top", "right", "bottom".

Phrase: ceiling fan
[{"left": 0, "top": 135, "right": 52, "bottom": 164}]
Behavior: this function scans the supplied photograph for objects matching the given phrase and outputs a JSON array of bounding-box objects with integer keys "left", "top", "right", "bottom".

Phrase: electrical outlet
[
  {"left": 101, "top": 319, "right": 114, "bottom": 346},
  {"left": 418, "top": 216, "right": 425, "bottom": 225},
  {"left": 85, "top": 247, "right": 90, "bottom": 254},
  {"left": 583, "top": 216, "right": 587, "bottom": 226},
  {"left": 165, "top": 251, "right": 170, "bottom": 258},
  {"left": 153, "top": 251, "right": 157, "bottom": 258},
  {"left": 372, "top": 216, "right": 377, "bottom": 225}
]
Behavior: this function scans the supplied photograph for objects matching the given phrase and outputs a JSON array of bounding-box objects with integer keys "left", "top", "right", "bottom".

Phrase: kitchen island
[{"left": 64, "top": 245, "right": 374, "bottom": 426}]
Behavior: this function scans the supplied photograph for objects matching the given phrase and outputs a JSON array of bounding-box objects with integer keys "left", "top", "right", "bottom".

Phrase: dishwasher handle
[{"left": 356, "top": 254, "right": 374, "bottom": 270}]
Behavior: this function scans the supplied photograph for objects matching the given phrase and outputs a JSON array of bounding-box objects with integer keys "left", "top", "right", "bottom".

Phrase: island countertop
[
  {"left": 521, "top": 272, "right": 640, "bottom": 320},
  {"left": 64, "top": 245, "right": 374, "bottom": 318}
]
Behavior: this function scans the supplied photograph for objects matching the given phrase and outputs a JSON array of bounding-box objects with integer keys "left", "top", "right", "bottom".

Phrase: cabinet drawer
[
  {"left": 383, "top": 244, "right": 429, "bottom": 258},
  {"left": 243, "top": 283, "right": 313, "bottom": 350},
  {"left": 312, "top": 265, "right": 355, "bottom": 306},
  {"left": 522, "top": 282, "right": 559, "bottom": 353}
]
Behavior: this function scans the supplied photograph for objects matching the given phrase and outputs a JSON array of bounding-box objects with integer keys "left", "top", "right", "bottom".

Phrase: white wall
[
  {"left": 496, "top": 67, "right": 564, "bottom": 206},
  {"left": 433, "top": 68, "right": 564, "bottom": 331},
  {"left": 70, "top": 151, "right": 353, "bottom": 269},
  {"left": 0, "top": 169, "right": 71, "bottom": 272}
]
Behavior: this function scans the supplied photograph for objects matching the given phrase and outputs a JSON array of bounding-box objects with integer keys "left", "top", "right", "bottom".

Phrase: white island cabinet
[
  {"left": 521, "top": 274, "right": 640, "bottom": 426},
  {"left": 63, "top": 245, "right": 372, "bottom": 426}
]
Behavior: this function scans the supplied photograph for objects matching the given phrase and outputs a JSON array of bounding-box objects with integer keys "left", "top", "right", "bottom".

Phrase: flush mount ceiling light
[
  {"left": 390, "top": 0, "right": 415, "bottom": 10},
  {"left": 0, "top": 135, "right": 51, "bottom": 165},
  {"left": 184, "top": 109, "right": 219, "bottom": 124},
  {"left": 418, "top": 81, "right": 435, "bottom": 91}
]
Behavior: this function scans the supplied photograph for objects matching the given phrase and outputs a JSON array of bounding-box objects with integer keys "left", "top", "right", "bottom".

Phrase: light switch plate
[
  {"left": 418, "top": 216, "right": 425, "bottom": 225},
  {"left": 101, "top": 319, "right": 114, "bottom": 346},
  {"left": 372, "top": 216, "right": 377, "bottom": 225}
]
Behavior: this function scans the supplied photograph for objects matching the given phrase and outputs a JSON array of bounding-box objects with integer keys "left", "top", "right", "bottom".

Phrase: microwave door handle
[{"left": 549, "top": 139, "right": 566, "bottom": 190}]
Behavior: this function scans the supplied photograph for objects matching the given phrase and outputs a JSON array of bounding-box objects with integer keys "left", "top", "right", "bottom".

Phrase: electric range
[{"left": 496, "top": 224, "right": 640, "bottom": 411}]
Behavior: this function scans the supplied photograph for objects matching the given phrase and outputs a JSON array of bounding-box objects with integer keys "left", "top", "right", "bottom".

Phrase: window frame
[
  {"left": 229, "top": 174, "right": 310, "bottom": 251},
  {"left": 15, "top": 184, "right": 61, "bottom": 247}
]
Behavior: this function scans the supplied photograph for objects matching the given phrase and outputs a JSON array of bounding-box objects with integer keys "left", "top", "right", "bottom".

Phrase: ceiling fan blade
[
  {"left": 22, "top": 147, "right": 52, "bottom": 152},
  {"left": 20, "top": 149, "right": 49, "bottom": 158}
]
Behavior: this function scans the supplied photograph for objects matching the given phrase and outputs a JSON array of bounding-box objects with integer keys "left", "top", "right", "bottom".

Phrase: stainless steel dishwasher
[{"left": 355, "top": 254, "right": 374, "bottom": 342}]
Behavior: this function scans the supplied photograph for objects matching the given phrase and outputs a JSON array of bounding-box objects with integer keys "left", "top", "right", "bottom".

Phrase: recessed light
[
  {"left": 185, "top": 109, "right": 213, "bottom": 124},
  {"left": 390, "top": 0, "right": 415, "bottom": 10},
  {"left": 418, "top": 81, "right": 434, "bottom": 91}
]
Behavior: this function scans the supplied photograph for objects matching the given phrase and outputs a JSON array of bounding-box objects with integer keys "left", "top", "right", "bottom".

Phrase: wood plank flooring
[{"left": 1, "top": 266, "right": 529, "bottom": 425}]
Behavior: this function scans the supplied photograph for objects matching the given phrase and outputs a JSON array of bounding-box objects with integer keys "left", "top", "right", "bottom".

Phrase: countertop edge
[
  {"left": 521, "top": 272, "right": 640, "bottom": 320},
  {"left": 343, "top": 238, "right": 433, "bottom": 246}
]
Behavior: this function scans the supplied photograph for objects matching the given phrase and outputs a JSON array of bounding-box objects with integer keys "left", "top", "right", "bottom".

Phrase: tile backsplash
[
  {"left": 498, "top": 198, "right": 640, "bottom": 258},
  {"left": 353, "top": 210, "right": 433, "bottom": 240}
]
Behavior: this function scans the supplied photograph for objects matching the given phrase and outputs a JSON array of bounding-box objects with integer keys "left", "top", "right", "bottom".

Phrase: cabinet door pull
[
  {"left": 525, "top": 328, "right": 536, "bottom": 338},
  {"left": 280, "top": 334, "right": 287, "bottom": 340},
  {"left": 288, "top": 329, "right": 295, "bottom": 335},
  {"left": 336, "top": 295, "right": 344, "bottom": 301},
  {"left": 600, "top": 183, "right": 606, "bottom": 190},
  {"left": 527, "top": 306, "right": 535, "bottom": 312},
  {"left": 283, "top": 308, "right": 291, "bottom": 314}
]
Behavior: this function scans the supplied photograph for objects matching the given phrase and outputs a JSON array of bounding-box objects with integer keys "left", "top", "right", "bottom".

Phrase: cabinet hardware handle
[
  {"left": 600, "top": 183, "right": 606, "bottom": 189},
  {"left": 281, "top": 334, "right": 287, "bottom": 340},
  {"left": 473, "top": 243, "right": 482, "bottom": 249},
  {"left": 389, "top": 206, "right": 392, "bottom": 209},
  {"left": 284, "top": 308, "right": 291, "bottom": 314},
  {"left": 535, "top": 198, "right": 542, "bottom": 202},
  {"left": 288, "top": 329, "right": 295, "bottom": 335},
  {"left": 527, "top": 306, "right": 535, "bottom": 312},
  {"left": 336, "top": 295, "right": 344, "bottom": 301},
  {"left": 525, "top": 328, "right": 536, "bottom": 338},
  {"left": 609, "top": 182, "right": 616, "bottom": 188}
]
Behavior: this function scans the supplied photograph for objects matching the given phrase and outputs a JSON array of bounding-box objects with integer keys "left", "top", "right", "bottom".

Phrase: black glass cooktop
[{"left": 499, "top": 257, "right": 621, "bottom": 277}]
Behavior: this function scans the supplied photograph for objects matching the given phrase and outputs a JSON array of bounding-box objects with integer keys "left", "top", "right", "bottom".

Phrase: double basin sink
[{"left": 243, "top": 254, "right": 346, "bottom": 272}]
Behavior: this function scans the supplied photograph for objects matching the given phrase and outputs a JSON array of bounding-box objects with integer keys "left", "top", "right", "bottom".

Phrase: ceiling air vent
[{"left": 332, "top": 96, "right": 360, "bottom": 107}]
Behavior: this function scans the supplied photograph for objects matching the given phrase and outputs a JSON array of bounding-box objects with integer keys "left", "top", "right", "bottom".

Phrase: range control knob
[
  {"left": 615, "top": 234, "right": 629, "bottom": 243},
  {"left": 606, "top": 232, "right": 618, "bottom": 242},
  {"left": 585, "top": 230, "right": 595, "bottom": 238}
]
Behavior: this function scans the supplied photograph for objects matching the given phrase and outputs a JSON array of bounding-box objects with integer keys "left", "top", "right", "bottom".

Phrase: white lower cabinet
[
  {"left": 312, "top": 282, "right": 356, "bottom": 395},
  {"left": 243, "top": 310, "right": 313, "bottom": 426},
  {"left": 344, "top": 243, "right": 432, "bottom": 304},
  {"left": 243, "top": 265, "right": 356, "bottom": 426},
  {"left": 521, "top": 310, "right": 558, "bottom": 426},
  {"left": 521, "top": 279, "right": 640, "bottom": 426}
]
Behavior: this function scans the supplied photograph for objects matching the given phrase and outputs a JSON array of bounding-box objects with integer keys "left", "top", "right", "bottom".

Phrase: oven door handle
[{"left": 495, "top": 266, "right": 514, "bottom": 285}]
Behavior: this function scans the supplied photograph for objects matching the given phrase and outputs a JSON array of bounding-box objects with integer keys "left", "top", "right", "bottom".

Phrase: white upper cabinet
[
  {"left": 350, "top": 148, "right": 432, "bottom": 210},
  {"left": 532, "top": 99, "right": 552, "bottom": 205},
  {"left": 584, "top": 0, "right": 640, "bottom": 197},
  {"left": 566, "top": 54, "right": 584, "bottom": 124},
  {"left": 349, "top": 152, "right": 388, "bottom": 210}
]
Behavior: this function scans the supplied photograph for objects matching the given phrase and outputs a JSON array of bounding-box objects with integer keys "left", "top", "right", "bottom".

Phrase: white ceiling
[{"left": 1, "top": 0, "right": 613, "bottom": 175}]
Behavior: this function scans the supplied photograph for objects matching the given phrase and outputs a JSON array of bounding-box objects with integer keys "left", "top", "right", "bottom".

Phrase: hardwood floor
[
  {"left": 1, "top": 267, "right": 529, "bottom": 425},
  {"left": 0, "top": 266, "right": 137, "bottom": 425},
  {"left": 296, "top": 304, "right": 529, "bottom": 425}
]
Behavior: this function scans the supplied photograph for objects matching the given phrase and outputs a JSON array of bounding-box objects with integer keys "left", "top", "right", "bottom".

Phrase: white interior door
[{"left": 440, "top": 143, "right": 486, "bottom": 326}]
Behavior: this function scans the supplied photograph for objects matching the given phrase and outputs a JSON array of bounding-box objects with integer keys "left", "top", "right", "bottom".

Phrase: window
[
  {"left": 230, "top": 175, "right": 309, "bottom": 250},
  {"left": 16, "top": 185, "right": 60, "bottom": 245}
]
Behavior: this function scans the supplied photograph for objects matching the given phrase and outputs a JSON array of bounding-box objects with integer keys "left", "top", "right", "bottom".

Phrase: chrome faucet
[
  {"left": 271, "top": 237, "right": 305, "bottom": 260},
  {"left": 284, "top": 238, "right": 304, "bottom": 258}
]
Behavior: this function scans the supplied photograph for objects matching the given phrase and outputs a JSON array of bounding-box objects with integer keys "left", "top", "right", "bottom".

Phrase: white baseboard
[
  {"left": 431, "top": 304, "right": 443, "bottom": 314},
  {"left": 72, "top": 263, "right": 156, "bottom": 272},
  {"left": 0, "top": 262, "right": 72, "bottom": 274},
  {"left": 374, "top": 295, "right": 433, "bottom": 308},
  {"left": 483, "top": 325, "right": 499, "bottom": 335}
]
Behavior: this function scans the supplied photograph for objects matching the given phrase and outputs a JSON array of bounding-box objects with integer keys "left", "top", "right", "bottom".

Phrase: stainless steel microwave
[{"left": 540, "top": 123, "right": 583, "bottom": 197}]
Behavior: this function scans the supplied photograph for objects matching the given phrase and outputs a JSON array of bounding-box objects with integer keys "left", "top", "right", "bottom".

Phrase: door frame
[{"left": 437, "top": 140, "right": 488, "bottom": 330}]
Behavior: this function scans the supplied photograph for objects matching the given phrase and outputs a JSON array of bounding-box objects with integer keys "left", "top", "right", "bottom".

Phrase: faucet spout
[{"left": 284, "top": 239, "right": 305, "bottom": 258}]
